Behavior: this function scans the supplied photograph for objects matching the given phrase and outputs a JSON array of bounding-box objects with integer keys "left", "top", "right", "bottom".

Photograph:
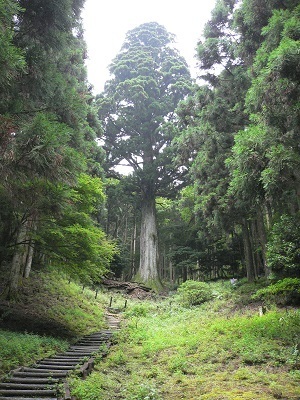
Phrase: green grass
[
  {"left": 0, "top": 269, "right": 110, "bottom": 377},
  {"left": 69, "top": 282, "right": 300, "bottom": 400},
  {"left": 2, "top": 276, "right": 300, "bottom": 399},
  {"left": 43, "top": 273, "right": 107, "bottom": 335},
  {"left": 0, "top": 330, "right": 68, "bottom": 377}
]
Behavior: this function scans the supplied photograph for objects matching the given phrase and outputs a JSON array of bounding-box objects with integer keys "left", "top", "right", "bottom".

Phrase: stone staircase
[{"left": 0, "top": 312, "right": 121, "bottom": 400}]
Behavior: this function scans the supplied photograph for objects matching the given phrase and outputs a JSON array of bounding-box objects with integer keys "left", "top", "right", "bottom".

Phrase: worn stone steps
[
  {"left": 0, "top": 309, "right": 121, "bottom": 399},
  {"left": 0, "top": 384, "right": 56, "bottom": 390},
  {"left": 4, "top": 379, "right": 60, "bottom": 384},
  {"left": 0, "top": 329, "right": 113, "bottom": 399},
  {"left": 0, "top": 398, "right": 57, "bottom": 400},
  {"left": 12, "top": 371, "right": 67, "bottom": 378},
  {"left": 0, "top": 390, "right": 57, "bottom": 396}
]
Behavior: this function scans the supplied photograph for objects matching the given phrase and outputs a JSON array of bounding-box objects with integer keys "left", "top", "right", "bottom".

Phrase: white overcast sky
[{"left": 82, "top": 0, "right": 217, "bottom": 94}]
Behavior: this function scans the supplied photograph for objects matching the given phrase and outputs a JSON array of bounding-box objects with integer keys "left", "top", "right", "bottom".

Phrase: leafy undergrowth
[
  {"left": 0, "top": 269, "right": 108, "bottom": 338},
  {"left": 0, "top": 330, "right": 68, "bottom": 378},
  {"left": 0, "top": 269, "right": 109, "bottom": 376},
  {"left": 70, "top": 281, "right": 300, "bottom": 400}
]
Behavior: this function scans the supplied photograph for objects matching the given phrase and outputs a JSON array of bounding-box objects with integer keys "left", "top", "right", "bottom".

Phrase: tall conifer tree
[{"left": 98, "top": 22, "right": 192, "bottom": 286}]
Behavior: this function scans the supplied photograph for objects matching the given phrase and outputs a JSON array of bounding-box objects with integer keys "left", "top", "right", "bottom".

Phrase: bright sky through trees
[{"left": 82, "top": 0, "right": 217, "bottom": 93}]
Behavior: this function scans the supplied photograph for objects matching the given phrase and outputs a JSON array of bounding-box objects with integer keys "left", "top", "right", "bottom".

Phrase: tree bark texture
[{"left": 138, "top": 195, "right": 159, "bottom": 282}]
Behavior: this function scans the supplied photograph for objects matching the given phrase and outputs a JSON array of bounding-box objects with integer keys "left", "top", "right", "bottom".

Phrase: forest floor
[
  {"left": 0, "top": 273, "right": 300, "bottom": 399},
  {"left": 69, "top": 280, "right": 300, "bottom": 400}
]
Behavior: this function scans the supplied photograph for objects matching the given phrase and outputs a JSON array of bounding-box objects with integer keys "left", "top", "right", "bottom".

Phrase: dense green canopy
[{"left": 0, "top": 0, "right": 299, "bottom": 293}]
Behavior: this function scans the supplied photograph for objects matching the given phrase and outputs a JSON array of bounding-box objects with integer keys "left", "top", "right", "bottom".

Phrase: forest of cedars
[{"left": 0, "top": 0, "right": 299, "bottom": 299}]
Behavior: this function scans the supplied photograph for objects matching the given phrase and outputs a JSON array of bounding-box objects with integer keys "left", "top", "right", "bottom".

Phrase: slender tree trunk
[
  {"left": 169, "top": 257, "right": 174, "bottom": 284},
  {"left": 256, "top": 208, "right": 270, "bottom": 277},
  {"left": 130, "top": 217, "right": 137, "bottom": 278},
  {"left": 242, "top": 219, "right": 256, "bottom": 282},
  {"left": 5, "top": 221, "right": 28, "bottom": 299},
  {"left": 138, "top": 194, "right": 159, "bottom": 283},
  {"left": 22, "top": 217, "right": 37, "bottom": 279},
  {"left": 23, "top": 242, "right": 34, "bottom": 279},
  {"left": 124, "top": 207, "right": 128, "bottom": 243},
  {"left": 250, "top": 219, "right": 260, "bottom": 278}
]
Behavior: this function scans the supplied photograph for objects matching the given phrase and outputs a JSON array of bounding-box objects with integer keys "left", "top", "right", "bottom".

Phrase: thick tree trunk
[{"left": 138, "top": 195, "right": 159, "bottom": 283}]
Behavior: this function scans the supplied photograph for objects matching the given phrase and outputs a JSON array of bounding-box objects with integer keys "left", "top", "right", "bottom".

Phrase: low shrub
[
  {"left": 267, "top": 213, "right": 300, "bottom": 277},
  {"left": 177, "top": 280, "right": 213, "bottom": 307},
  {"left": 124, "top": 302, "right": 154, "bottom": 317},
  {"left": 252, "top": 278, "right": 300, "bottom": 305}
]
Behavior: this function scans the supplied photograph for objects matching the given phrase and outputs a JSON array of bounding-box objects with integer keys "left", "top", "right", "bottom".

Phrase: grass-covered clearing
[{"left": 70, "top": 282, "right": 300, "bottom": 400}]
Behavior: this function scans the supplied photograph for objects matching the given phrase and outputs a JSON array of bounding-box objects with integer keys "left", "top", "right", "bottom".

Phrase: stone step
[
  {"left": 0, "top": 397, "right": 57, "bottom": 400},
  {"left": 68, "top": 349, "right": 99, "bottom": 353},
  {"left": 84, "top": 332, "right": 109, "bottom": 337},
  {"left": 0, "top": 383, "right": 57, "bottom": 389},
  {"left": 37, "top": 360, "right": 80, "bottom": 365},
  {"left": 49, "top": 356, "right": 83, "bottom": 360},
  {"left": 0, "top": 328, "right": 116, "bottom": 399},
  {"left": 98, "top": 331, "right": 113, "bottom": 336},
  {"left": 22, "top": 368, "right": 69, "bottom": 375},
  {"left": 0, "top": 389, "right": 56, "bottom": 396},
  {"left": 12, "top": 371, "right": 67, "bottom": 378},
  {"left": 34, "top": 365, "right": 75, "bottom": 370},
  {"left": 76, "top": 341, "right": 104, "bottom": 346},
  {"left": 60, "top": 352, "right": 95, "bottom": 357},
  {"left": 5, "top": 378, "right": 60, "bottom": 384}
]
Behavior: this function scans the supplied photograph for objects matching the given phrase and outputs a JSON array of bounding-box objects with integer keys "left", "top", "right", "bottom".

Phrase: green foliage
[
  {"left": 0, "top": 0, "right": 25, "bottom": 90},
  {"left": 177, "top": 280, "right": 213, "bottom": 306},
  {"left": 266, "top": 213, "right": 300, "bottom": 277},
  {"left": 128, "top": 383, "right": 162, "bottom": 400},
  {"left": 69, "top": 374, "right": 111, "bottom": 400},
  {"left": 0, "top": 0, "right": 110, "bottom": 296},
  {"left": 175, "top": 0, "right": 300, "bottom": 284},
  {"left": 0, "top": 330, "right": 68, "bottom": 377},
  {"left": 253, "top": 278, "right": 300, "bottom": 305},
  {"left": 243, "top": 5, "right": 300, "bottom": 207},
  {"left": 34, "top": 173, "right": 116, "bottom": 284},
  {"left": 124, "top": 303, "right": 153, "bottom": 318},
  {"left": 14, "top": 113, "right": 85, "bottom": 183}
]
